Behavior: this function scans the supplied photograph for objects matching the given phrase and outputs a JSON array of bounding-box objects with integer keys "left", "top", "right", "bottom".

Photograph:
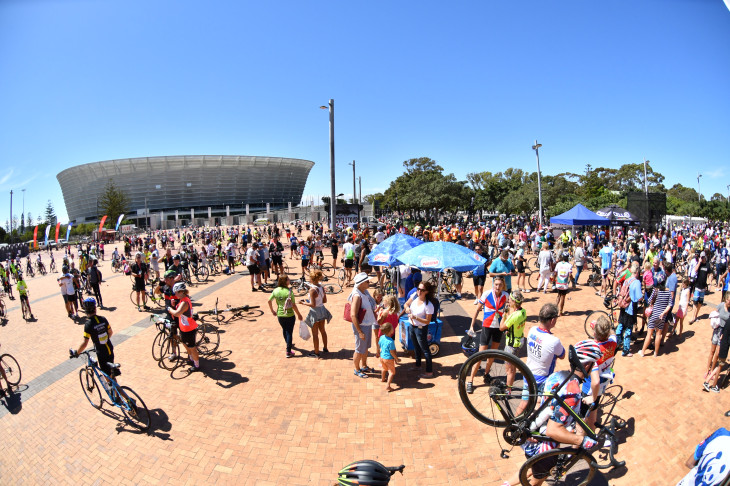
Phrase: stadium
[{"left": 57, "top": 155, "right": 315, "bottom": 227}]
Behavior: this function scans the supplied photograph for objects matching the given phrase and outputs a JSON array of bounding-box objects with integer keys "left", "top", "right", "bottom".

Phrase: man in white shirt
[{"left": 374, "top": 229, "right": 386, "bottom": 244}]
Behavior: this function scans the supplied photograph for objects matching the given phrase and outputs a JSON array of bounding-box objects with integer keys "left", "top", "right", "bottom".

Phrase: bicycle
[
  {"left": 73, "top": 350, "right": 151, "bottom": 430},
  {"left": 199, "top": 298, "right": 263, "bottom": 323},
  {"left": 36, "top": 261, "right": 47, "bottom": 276},
  {"left": 20, "top": 294, "right": 32, "bottom": 320},
  {"left": 457, "top": 346, "right": 625, "bottom": 485},
  {"left": 25, "top": 262, "right": 35, "bottom": 278},
  {"left": 0, "top": 347, "right": 21, "bottom": 389},
  {"left": 292, "top": 278, "right": 343, "bottom": 297},
  {"left": 308, "top": 260, "right": 335, "bottom": 278},
  {"left": 49, "top": 259, "right": 56, "bottom": 273},
  {"left": 583, "top": 292, "right": 620, "bottom": 338},
  {"left": 129, "top": 280, "right": 165, "bottom": 308},
  {"left": 151, "top": 314, "right": 220, "bottom": 370}
]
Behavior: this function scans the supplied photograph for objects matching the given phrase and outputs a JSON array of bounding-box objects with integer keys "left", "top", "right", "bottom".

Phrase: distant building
[{"left": 57, "top": 155, "right": 314, "bottom": 226}]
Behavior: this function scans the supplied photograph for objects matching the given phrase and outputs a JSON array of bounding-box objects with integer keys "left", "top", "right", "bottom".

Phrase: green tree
[
  {"left": 44, "top": 200, "right": 57, "bottom": 226},
  {"left": 98, "top": 179, "right": 130, "bottom": 225},
  {"left": 25, "top": 212, "right": 32, "bottom": 227}
]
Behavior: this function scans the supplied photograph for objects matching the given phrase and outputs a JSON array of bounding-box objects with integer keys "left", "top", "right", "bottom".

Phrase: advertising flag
[
  {"left": 44, "top": 224, "right": 51, "bottom": 247},
  {"left": 99, "top": 215, "right": 108, "bottom": 233},
  {"left": 33, "top": 226, "right": 38, "bottom": 249},
  {"left": 55, "top": 222, "right": 61, "bottom": 243},
  {"left": 66, "top": 223, "right": 73, "bottom": 241},
  {"left": 266, "top": 203, "right": 270, "bottom": 214},
  {"left": 115, "top": 214, "right": 125, "bottom": 231}
]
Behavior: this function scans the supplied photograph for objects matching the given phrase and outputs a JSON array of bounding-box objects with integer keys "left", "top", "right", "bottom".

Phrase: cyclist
[
  {"left": 465, "top": 276, "right": 507, "bottom": 393},
  {"left": 168, "top": 282, "right": 201, "bottom": 372},
  {"left": 314, "top": 235, "right": 324, "bottom": 266},
  {"left": 70, "top": 298, "right": 117, "bottom": 381},
  {"left": 516, "top": 303, "right": 565, "bottom": 416},
  {"left": 582, "top": 315, "right": 617, "bottom": 431},
  {"left": 502, "top": 340, "right": 602, "bottom": 486},
  {"left": 16, "top": 274, "right": 35, "bottom": 319},
  {"left": 131, "top": 252, "right": 150, "bottom": 311},
  {"left": 87, "top": 258, "right": 104, "bottom": 308},
  {"left": 49, "top": 251, "right": 56, "bottom": 272},
  {"left": 0, "top": 264, "right": 12, "bottom": 300},
  {"left": 225, "top": 238, "right": 236, "bottom": 274},
  {"left": 0, "top": 344, "right": 14, "bottom": 397},
  {"left": 269, "top": 236, "right": 285, "bottom": 276}
]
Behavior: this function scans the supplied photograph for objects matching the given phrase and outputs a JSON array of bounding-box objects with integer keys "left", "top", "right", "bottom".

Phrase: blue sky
[{"left": 1, "top": 0, "right": 729, "bottom": 224}]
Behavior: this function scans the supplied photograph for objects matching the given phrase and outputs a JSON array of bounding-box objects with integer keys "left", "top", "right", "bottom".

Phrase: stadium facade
[{"left": 57, "top": 155, "right": 315, "bottom": 226}]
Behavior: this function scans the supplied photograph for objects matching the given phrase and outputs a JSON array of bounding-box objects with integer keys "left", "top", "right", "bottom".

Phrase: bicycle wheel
[
  {"left": 323, "top": 282, "right": 342, "bottom": 294},
  {"left": 129, "top": 289, "right": 144, "bottom": 307},
  {"left": 195, "top": 265, "right": 209, "bottom": 282},
  {"left": 458, "top": 349, "right": 538, "bottom": 427},
  {"left": 0, "top": 354, "right": 21, "bottom": 386},
  {"left": 337, "top": 268, "right": 346, "bottom": 285},
  {"left": 79, "top": 368, "right": 103, "bottom": 409},
  {"left": 527, "top": 256, "right": 538, "bottom": 271},
  {"left": 294, "top": 281, "right": 309, "bottom": 297},
  {"left": 151, "top": 332, "right": 166, "bottom": 362},
  {"left": 527, "top": 271, "right": 539, "bottom": 291},
  {"left": 518, "top": 448, "right": 596, "bottom": 486},
  {"left": 196, "top": 323, "right": 220, "bottom": 355},
  {"left": 584, "top": 310, "right": 609, "bottom": 338},
  {"left": 319, "top": 263, "right": 335, "bottom": 278},
  {"left": 118, "top": 385, "right": 151, "bottom": 431},
  {"left": 159, "top": 336, "right": 181, "bottom": 371}
]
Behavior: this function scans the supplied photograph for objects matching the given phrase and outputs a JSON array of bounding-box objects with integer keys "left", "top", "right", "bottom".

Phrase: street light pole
[
  {"left": 9, "top": 190, "right": 13, "bottom": 243},
  {"left": 697, "top": 173, "right": 702, "bottom": 203},
  {"left": 532, "top": 140, "right": 544, "bottom": 227},
  {"left": 320, "top": 100, "right": 336, "bottom": 231},
  {"left": 349, "top": 160, "right": 356, "bottom": 204},
  {"left": 21, "top": 188, "right": 25, "bottom": 233},
  {"left": 643, "top": 159, "right": 649, "bottom": 195}
]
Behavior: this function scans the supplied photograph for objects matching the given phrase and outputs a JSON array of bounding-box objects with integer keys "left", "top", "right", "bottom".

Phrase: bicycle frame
[
  {"left": 492, "top": 348, "right": 624, "bottom": 470},
  {"left": 82, "top": 352, "right": 132, "bottom": 412}
]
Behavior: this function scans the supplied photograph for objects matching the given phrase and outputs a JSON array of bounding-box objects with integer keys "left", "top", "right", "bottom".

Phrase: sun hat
[{"left": 353, "top": 273, "right": 370, "bottom": 285}]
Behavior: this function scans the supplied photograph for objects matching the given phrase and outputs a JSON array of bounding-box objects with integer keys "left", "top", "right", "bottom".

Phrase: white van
[{"left": 254, "top": 218, "right": 270, "bottom": 226}]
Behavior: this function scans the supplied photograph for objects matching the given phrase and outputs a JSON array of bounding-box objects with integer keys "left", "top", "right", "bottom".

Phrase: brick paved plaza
[{"left": 1, "top": 236, "right": 727, "bottom": 485}]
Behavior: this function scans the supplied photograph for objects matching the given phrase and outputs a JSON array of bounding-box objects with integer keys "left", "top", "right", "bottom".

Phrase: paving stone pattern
[{"left": 0, "top": 241, "right": 726, "bottom": 485}]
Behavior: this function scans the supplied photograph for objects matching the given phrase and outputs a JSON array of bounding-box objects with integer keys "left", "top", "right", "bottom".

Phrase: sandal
[
  {"left": 354, "top": 369, "right": 367, "bottom": 378},
  {"left": 360, "top": 366, "right": 376, "bottom": 374}
]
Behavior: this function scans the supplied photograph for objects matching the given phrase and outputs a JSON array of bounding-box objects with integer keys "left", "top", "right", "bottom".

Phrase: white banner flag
[
  {"left": 191, "top": 208, "right": 194, "bottom": 219},
  {"left": 226, "top": 206, "right": 230, "bottom": 217},
  {"left": 288, "top": 201, "right": 292, "bottom": 213},
  {"left": 266, "top": 203, "right": 270, "bottom": 214},
  {"left": 246, "top": 204, "right": 249, "bottom": 215}
]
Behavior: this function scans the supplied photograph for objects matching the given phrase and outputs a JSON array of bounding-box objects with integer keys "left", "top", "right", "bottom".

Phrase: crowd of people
[{"left": 2, "top": 214, "right": 729, "bottom": 484}]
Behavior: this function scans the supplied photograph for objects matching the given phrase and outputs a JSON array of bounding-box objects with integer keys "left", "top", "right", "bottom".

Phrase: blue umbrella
[
  {"left": 396, "top": 241, "right": 486, "bottom": 272},
  {"left": 368, "top": 233, "right": 425, "bottom": 267}
]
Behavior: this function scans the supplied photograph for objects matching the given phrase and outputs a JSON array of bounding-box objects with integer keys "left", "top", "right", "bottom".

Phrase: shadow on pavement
[{"left": 0, "top": 388, "right": 23, "bottom": 414}]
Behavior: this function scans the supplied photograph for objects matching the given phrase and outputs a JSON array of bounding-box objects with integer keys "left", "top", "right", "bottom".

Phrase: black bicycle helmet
[
  {"left": 337, "top": 460, "right": 393, "bottom": 486},
  {"left": 82, "top": 297, "right": 97, "bottom": 313},
  {"left": 461, "top": 332, "right": 479, "bottom": 357}
]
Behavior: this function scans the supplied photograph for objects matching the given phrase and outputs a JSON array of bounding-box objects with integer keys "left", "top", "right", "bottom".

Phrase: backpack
[{"left": 618, "top": 276, "right": 635, "bottom": 309}]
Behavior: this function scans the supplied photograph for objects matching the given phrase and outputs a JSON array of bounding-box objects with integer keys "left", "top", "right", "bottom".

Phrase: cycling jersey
[
  {"left": 555, "top": 261, "right": 572, "bottom": 290},
  {"left": 523, "top": 370, "right": 582, "bottom": 457},
  {"left": 17, "top": 280, "right": 28, "bottom": 296},
  {"left": 177, "top": 296, "right": 198, "bottom": 332},
  {"left": 581, "top": 335, "right": 617, "bottom": 395},
  {"left": 503, "top": 308, "right": 527, "bottom": 348},
  {"left": 677, "top": 428, "right": 730, "bottom": 486},
  {"left": 525, "top": 326, "right": 565, "bottom": 384},
  {"left": 478, "top": 290, "right": 506, "bottom": 329},
  {"left": 83, "top": 315, "right": 113, "bottom": 357}
]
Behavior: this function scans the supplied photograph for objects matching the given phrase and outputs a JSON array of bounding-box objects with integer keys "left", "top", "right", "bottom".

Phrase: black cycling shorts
[
  {"left": 472, "top": 274, "right": 486, "bottom": 286},
  {"left": 179, "top": 328, "right": 197, "bottom": 348},
  {"left": 344, "top": 259, "right": 354, "bottom": 269},
  {"left": 272, "top": 256, "right": 283, "bottom": 265},
  {"left": 133, "top": 279, "right": 146, "bottom": 292},
  {"left": 480, "top": 327, "right": 503, "bottom": 347},
  {"left": 247, "top": 264, "right": 260, "bottom": 275}
]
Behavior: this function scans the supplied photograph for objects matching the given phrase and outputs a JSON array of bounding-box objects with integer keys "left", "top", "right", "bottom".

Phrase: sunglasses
[{"left": 417, "top": 288, "right": 427, "bottom": 292}]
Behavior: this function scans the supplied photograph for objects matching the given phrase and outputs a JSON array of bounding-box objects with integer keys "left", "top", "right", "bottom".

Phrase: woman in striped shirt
[{"left": 640, "top": 273, "right": 673, "bottom": 357}]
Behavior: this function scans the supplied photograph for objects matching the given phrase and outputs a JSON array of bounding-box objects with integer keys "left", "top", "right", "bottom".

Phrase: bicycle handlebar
[{"left": 590, "top": 417, "right": 626, "bottom": 470}]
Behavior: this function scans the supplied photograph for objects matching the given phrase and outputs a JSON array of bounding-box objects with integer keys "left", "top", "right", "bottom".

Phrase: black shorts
[
  {"left": 557, "top": 288, "right": 568, "bottom": 296},
  {"left": 315, "top": 251, "right": 323, "bottom": 258},
  {"left": 291, "top": 243, "right": 298, "bottom": 251},
  {"left": 272, "top": 256, "right": 283, "bottom": 265},
  {"left": 480, "top": 327, "right": 504, "bottom": 347},
  {"left": 133, "top": 279, "right": 146, "bottom": 292},
  {"left": 618, "top": 307, "right": 637, "bottom": 327},
  {"left": 301, "top": 259, "right": 309, "bottom": 268},
  {"left": 453, "top": 271, "right": 463, "bottom": 285},
  {"left": 179, "top": 328, "right": 197, "bottom": 348},
  {"left": 98, "top": 352, "right": 117, "bottom": 377},
  {"left": 472, "top": 274, "right": 486, "bottom": 286},
  {"left": 516, "top": 261, "right": 525, "bottom": 273},
  {"left": 67, "top": 293, "right": 77, "bottom": 303},
  {"left": 227, "top": 255, "right": 235, "bottom": 265},
  {"left": 62, "top": 294, "right": 69, "bottom": 303},
  {"left": 247, "top": 264, "right": 260, "bottom": 275},
  {"left": 344, "top": 259, "right": 354, "bottom": 269}
]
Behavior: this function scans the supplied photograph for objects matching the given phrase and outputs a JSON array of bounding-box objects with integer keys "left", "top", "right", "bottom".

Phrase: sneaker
[
  {"left": 703, "top": 382, "right": 711, "bottom": 392},
  {"left": 322, "top": 348, "right": 329, "bottom": 354},
  {"left": 466, "top": 382, "right": 474, "bottom": 394},
  {"left": 190, "top": 366, "right": 202, "bottom": 373},
  {"left": 252, "top": 287, "right": 257, "bottom": 292},
  {"left": 473, "top": 299, "right": 480, "bottom": 305},
  {"left": 710, "top": 385, "right": 720, "bottom": 393}
]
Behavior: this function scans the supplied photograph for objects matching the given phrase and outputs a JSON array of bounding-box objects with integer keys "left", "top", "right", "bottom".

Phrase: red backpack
[{"left": 618, "top": 276, "right": 636, "bottom": 309}]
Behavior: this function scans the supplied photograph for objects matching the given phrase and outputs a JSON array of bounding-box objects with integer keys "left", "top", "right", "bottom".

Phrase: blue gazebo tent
[{"left": 549, "top": 204, "right": 610, "bottom": 226}]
